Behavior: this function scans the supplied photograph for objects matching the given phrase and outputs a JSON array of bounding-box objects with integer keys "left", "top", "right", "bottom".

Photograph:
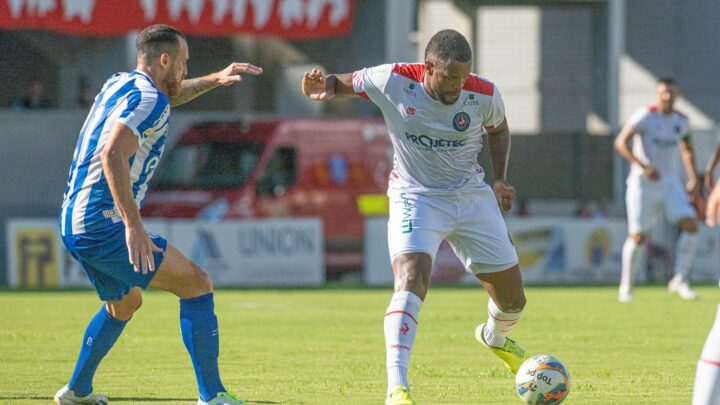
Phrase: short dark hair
[
  {"left": 136, "top": 24, "right": 186, "bottom": 61},
  {"left": 657, "top": 77, "right": 677, "bottom": 87},
  {"left": 424, "top": 29, "right": 472, "bottom": 65}
]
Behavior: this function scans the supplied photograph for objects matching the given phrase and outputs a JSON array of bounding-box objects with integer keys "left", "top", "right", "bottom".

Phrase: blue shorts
[{"left": 61, "top": 223, "right": 167, "bottom": 301}]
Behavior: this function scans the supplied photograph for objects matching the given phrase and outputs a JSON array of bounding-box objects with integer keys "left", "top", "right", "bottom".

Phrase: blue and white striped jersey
[{"left": 60, "top": 71, "right": 170, "bottom": 236}]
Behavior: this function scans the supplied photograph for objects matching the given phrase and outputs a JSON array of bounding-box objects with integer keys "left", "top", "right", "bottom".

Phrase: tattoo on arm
[{"left": 170, "top": 77, "right": 219, "bottom": 107}]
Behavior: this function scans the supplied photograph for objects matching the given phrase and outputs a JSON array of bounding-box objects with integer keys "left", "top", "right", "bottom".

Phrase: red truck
[{"left": 142, "top": 118, "right": 393, "bottom": 277}]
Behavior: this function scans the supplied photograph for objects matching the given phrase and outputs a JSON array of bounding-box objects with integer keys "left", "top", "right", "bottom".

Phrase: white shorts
[
  {"left": 387, "top": 186, "right": 518, "bottom": 274},
  {"left": 625, "top": 177, "right": 696, "bottom": 235}
]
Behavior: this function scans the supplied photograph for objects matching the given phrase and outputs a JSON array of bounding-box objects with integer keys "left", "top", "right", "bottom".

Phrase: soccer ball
[{"left": 515, "top": 354, "right": 570, "bottom": 404}]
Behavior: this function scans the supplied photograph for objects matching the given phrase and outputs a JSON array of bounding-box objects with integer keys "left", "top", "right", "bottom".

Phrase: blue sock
[
  {"left": 180, "top": 292, "right": 226, "bottom": 401},
  {"left": 68, "top": 306, "right": 127, "bottom": 396}
]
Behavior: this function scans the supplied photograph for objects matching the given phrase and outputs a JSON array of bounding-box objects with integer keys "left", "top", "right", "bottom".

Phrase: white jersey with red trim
[
  {"left": 352, "top": 63, "right": 505, "bottom": 194},
  {"left": 626, "top": 105, "right": 690, "bottom": 182}
]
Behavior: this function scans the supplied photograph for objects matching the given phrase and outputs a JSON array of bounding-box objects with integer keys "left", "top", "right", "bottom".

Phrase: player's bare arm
[
  {"left": 704, "top": 140, "right": 720, "bottom": 190},
  {"left": 100, "top": 123, "right": 163, "bottom": 274},
  {"left": 170, "top": 62, "right": 263, "bottom": 107},
  {"left": 301, "top": 69, "right": 356, "bottom": 100},
  {"left": 613, "top": 122, "right": 660, "bottom": 181},
  {"left": 679, "top": 137, "right": 700, "bottom": 195},
  {"left": 486, "top": 118, "right": 515, "bottom": 212}
]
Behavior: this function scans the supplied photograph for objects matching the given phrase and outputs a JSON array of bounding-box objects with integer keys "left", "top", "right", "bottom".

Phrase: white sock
[
  {"left": 483, "top": 298, "right": 522, "bottom": 348},
  {"left": 674, "top": 232, "right": 699, "bottom": 282},
  {"left": 693, "top": 304, "right": 720, "bottom": 405},
  {"left": 385, "top": 291, "right": 422, "bottom": 395},
  {"left": 620, "top": 238, "right": 642, "bottom": 294}
]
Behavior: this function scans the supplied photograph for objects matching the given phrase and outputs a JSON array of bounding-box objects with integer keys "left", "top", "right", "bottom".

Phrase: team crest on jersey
[{"left": 453, "top": 112, "right": 471, "bottom": 132}]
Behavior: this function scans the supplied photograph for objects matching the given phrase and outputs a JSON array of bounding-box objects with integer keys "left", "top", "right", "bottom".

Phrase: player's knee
[{"left": 107, "top": 292, "right": 142, "bottom": 321}]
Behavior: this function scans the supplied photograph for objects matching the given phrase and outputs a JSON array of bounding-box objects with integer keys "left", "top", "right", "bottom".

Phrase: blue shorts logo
[{"left": 453, "top": 112, "right": 471, "bottom": 132}]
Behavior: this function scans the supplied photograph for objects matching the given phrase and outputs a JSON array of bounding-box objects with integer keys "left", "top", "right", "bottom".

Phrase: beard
[
  {"left": 164, "top": 77, "right": 182, "bottom": 97},
  {"left": 441, "top": 93, "right": 460, "bottom": 105}
]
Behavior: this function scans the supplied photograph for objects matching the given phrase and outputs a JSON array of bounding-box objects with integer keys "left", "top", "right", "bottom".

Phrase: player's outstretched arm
[
  {"left": 101, "top": 123, "right": 163, "bottom": 274},
  {"left": 486, "top": 119, "right": 516, "bottom": 212},
  {"left": 170, "top": 62, "right": 263, "bottom": 107},
  {"left": 301, "top": 69, "right": 356, "bottom": 101}
]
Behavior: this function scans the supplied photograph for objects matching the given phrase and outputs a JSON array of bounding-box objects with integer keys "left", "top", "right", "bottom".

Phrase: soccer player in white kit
[
  {"left": 614, "top": 78, "right": 700, "bottom": 302},
  {"left": 692, "top": 182, "right": 720, "bottom": 405},
  {"left": 301, "top": 30, "right": 528, "bottom": 404}
]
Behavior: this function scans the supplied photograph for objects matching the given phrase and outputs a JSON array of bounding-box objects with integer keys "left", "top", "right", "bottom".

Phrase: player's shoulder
[
  {"left": 631, "top": 105, "right": 655, "bottom": 119},
  {"left": 389, "top": 63, "right": 426, "bottom": 83},
  {"left": 463, "top": 74, "right": 495, "bottom": 97},
  {"left": 672, "top": 108, "right": 689, "bottom": 122},
  {"left": 129, "top": 72, "right": 160, "bottom": 94},
  {"left": 129, "top": 72, "right": 169, "bottom": 105}
]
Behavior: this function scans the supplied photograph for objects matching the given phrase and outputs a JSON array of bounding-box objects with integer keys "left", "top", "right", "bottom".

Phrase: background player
[
  {"left": 301, "top": 30, "right": 528, "bottom": 404},
  {"left": 614, "top": 78, "right": 700, "bottom": 302},
  {"left": 55, "top": 24, "right": 261, "bottom": 405}
]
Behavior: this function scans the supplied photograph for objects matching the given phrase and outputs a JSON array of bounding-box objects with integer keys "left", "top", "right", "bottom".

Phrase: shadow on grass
[{"left": 0, "top": 397, "right": 283, "bottom": 404}]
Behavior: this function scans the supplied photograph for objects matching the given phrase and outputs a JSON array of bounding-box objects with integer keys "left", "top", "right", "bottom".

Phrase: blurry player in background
[
  {"left": 692, "top": 183, "right": 720, "bottom": 405},
  {"left": 614, "top": 78, "right": 700, "bottom": 302},
  {"left": 302, "top": 30, "right": 528, "bottom": 404},
  {"left": 55, "top": 24, "right": 261, "bottom": 405}
]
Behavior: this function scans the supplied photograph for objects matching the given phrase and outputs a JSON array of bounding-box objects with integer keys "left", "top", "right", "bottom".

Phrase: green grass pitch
[{"left": 1, "top": 285, "right": 718, "bottom": 404}]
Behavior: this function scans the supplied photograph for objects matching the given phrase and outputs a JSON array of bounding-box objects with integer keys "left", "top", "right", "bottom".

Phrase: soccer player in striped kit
[
  {"left": 54, "top": 25, "right": 261, "bottom": 405},
  {"left": 614, "top": 78, "right": 700, "bottom": 302},
  {"left": 302, "top": 30, "right": 528, "bottom": 404}
]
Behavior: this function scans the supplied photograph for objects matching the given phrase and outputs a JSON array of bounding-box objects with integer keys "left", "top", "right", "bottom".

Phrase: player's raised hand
[
  {"left": 126, "top": 226, "right": 164, "bottom": 274},
  {"left": 493, "top": 179, "right": 516, "bottom": 212},
  {"left": 216, "top": 62, "right": 263, "bottom": 86},
  {"left": 706, "top": 182, "right": 720, "bottom": 227},
  {"left": 302, "top": 68, "right": 335, "bottom": 100}
]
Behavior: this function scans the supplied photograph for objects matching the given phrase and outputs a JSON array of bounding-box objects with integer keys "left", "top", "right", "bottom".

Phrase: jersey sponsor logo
[
  {"left": 101, "top": 209, "right": 120, "bottom": 221},
  {"left": 403, "top": 84, "right": 417, "bottom": 97},
  {"left": 143, "top": 104, "right": 170, "bottom": 138},
  {"left": 404, "top": 132, "right": 466, "bottom": 150},
  {"left": 143, "top": 156, "right": 160, "bottom": 175},
  {"left": 652, "top": 138, "right": 677, "bottom": 148},
  {"left": 453, "top": 111, "right": 471, "bottom": 132},
  {"left": 406, "top": 106, "right": 416, "bottom": 115},
  {"left": 465, "top": 94, "right": 479, "bottom": 106}
]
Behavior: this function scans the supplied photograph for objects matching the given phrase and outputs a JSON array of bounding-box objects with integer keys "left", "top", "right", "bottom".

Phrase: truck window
[
  {"left": 256, "top": 147, "right": 297, "bottom": 197},
  {"left": 153, "top": 142, "right": 262, "bottom": 190}
]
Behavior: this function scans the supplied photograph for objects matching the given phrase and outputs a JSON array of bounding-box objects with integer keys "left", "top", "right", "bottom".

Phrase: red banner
[{"left": 0, "top": 0, "right": 354, "bottom": 39}]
